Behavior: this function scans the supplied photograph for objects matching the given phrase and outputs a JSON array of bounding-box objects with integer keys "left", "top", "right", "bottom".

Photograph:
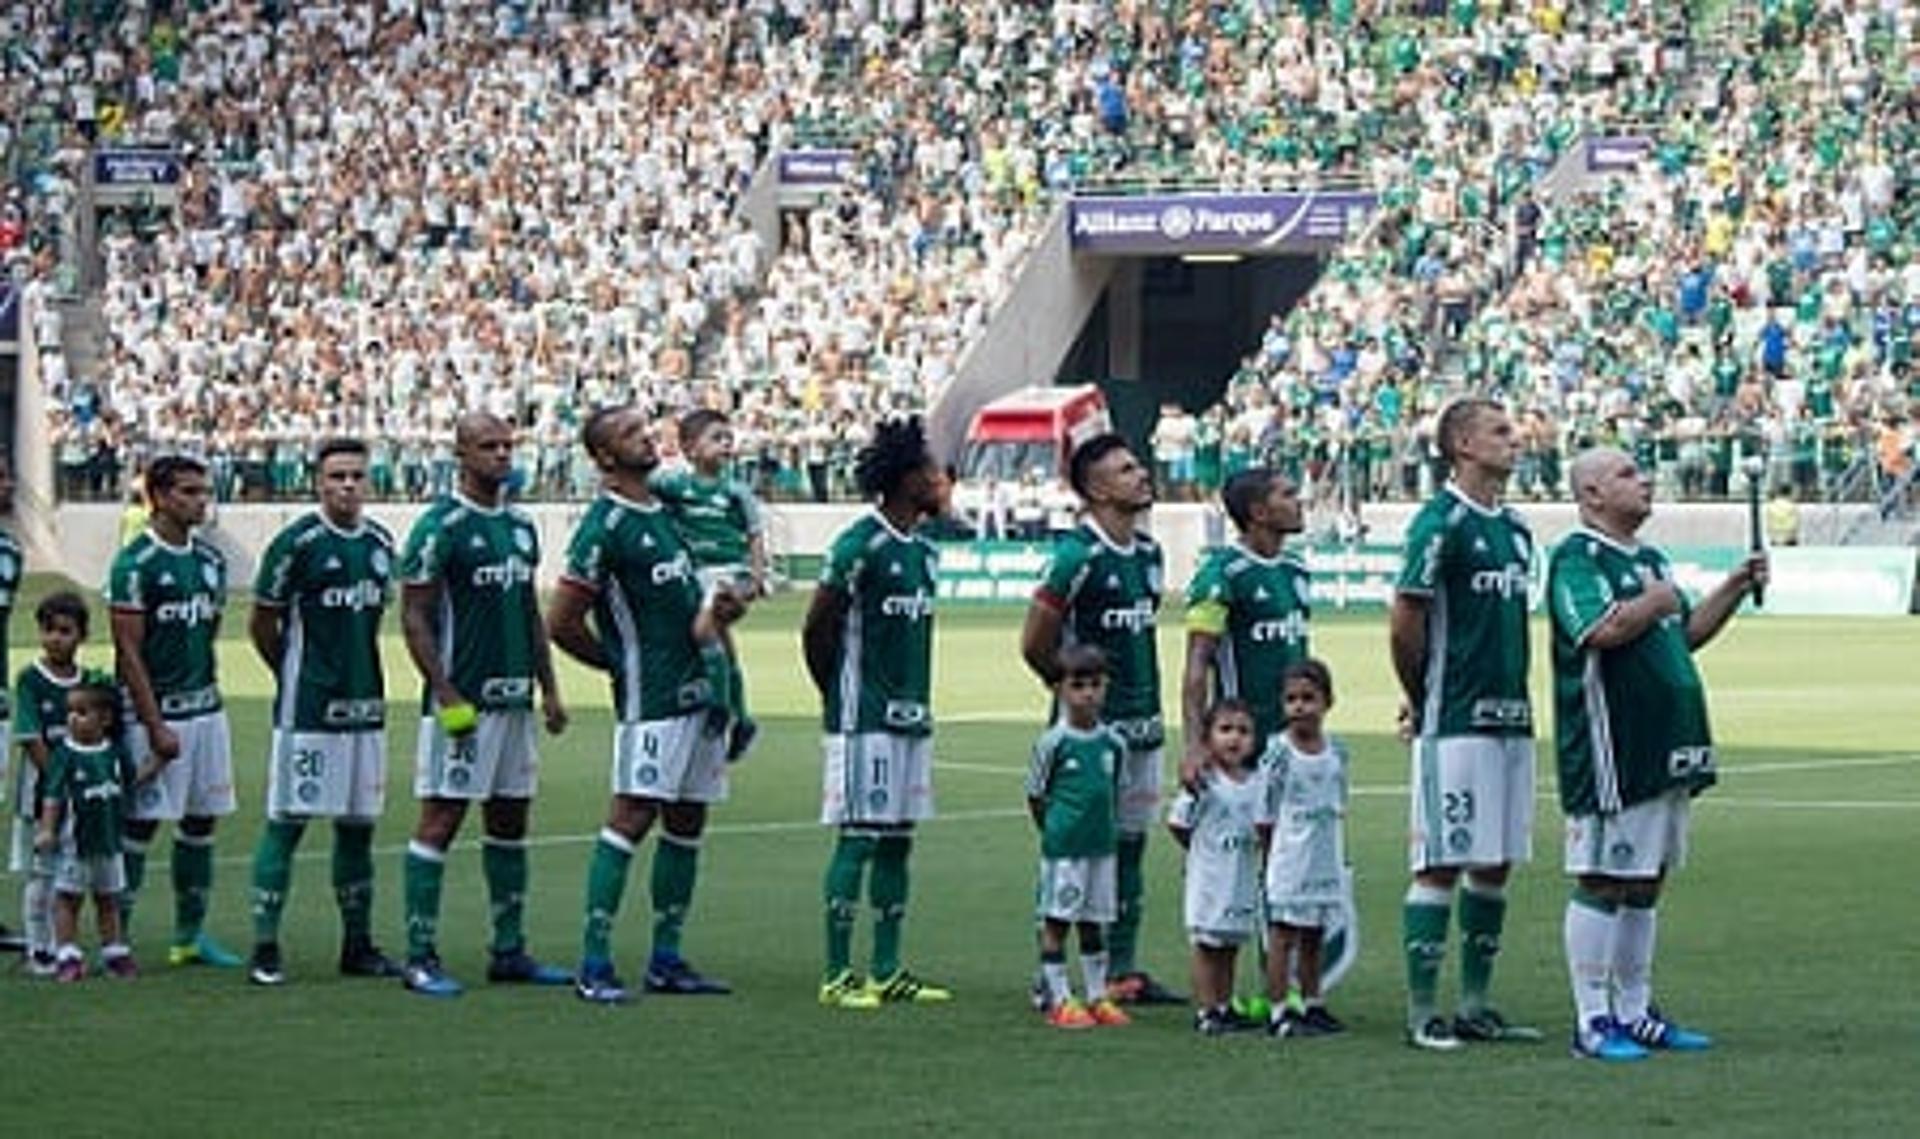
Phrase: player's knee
[
  {"left": 481, "top": 796, "right": 530, "bottom": 840},
  {"left": 123, "top": 818, "right": 159, "bottom": 842},
  {"left": 1413, "top": 867, "right": 1459, "bottom": 892},
  {"left": 661, "top": 801, "right": 708, "bottom": 840},
  {"left": 1463, "top": 865, "right": 1510, "bottom": 892},
  {"left": 179, "top": 815, "right": 217, "bottom": 839}
]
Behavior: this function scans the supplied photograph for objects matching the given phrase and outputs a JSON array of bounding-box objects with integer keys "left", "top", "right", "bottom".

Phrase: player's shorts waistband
[{"left": 159, "top": 686, "right": 222, "bottom": 719}]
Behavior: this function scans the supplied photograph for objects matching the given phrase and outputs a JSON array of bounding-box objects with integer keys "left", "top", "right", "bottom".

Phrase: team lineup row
[{"left": 3, "top": 401, "right": 1766, "bottom": 1057}]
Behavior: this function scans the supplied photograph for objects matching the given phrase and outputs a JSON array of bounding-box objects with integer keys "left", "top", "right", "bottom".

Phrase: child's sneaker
[
  {"left": 1270, "top": 1007, "right": 1306, "bottom": 1037},
  {"left": 103, "top": 953, "right": 139, "bottom": 980},
  {"left": 53, "top": 956, "right": 84, "bottom": 984},
  {"left": 1301, "top": 1005, "right": 1346, "bottom": 1035},
  {"left": 1195, "top": 1006, "right": 1241, "bottom": 1036},
  {"left": 1088, "top": 998, "right": 1131, "bottom": 1027},
  {"left": 1571, "top": 1015, "right": 1651, "bottom": 1062},
  {"left": 1047, "top": 999, "right": 1098, "bottom": 1030},
  {"left": 27, "top": 949, "right": 58, "bottom": 978}
]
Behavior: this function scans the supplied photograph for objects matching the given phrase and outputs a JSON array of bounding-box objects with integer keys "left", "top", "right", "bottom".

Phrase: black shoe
[
  {"left": 247, "top": 942, "right": 286, "bottom": 987},
  {"left": 1302, "top": 1005, "right": 1347, "bottom": 1035},
  {"left": 1453, "top": 1008, "right": 1544, "bottom": 1043},
  {"left": 1270, "top": 1007, "right": 1305, "bottom": 1037},
  {"left": 644, "top": 954, "right": 732, "bottom": 995},
  {"left": 1110, "top": 971, "right": 1186, "bottom": 1006},
  {"left": 0, "top": 923, "right": 25, "bottom": 952},
  {"left": 1195, "top": 1006, "right": 1236, "bottom": 1036},
  {"left": 339, "top": 939, "right": 402, "bottom": 978},
  {"left": 487, "top": 948, "right": 572, "bottom": 986}
]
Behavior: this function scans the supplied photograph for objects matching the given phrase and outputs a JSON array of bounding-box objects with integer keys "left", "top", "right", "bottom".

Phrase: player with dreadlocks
[{"left": 802, "top": 416, "right": 953, "bottom": 1009}]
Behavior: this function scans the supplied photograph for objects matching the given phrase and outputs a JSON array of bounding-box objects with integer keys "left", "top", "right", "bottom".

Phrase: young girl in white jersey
[
  {"left": 1264, "top": 659, "right": 1350, "bottom": 1037},
  {"left": 1167, "top": 699, "right": 1270, "bottom": 1035}
]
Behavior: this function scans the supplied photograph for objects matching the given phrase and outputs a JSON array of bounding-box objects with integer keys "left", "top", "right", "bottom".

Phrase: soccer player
[
  {"left": 35, "top": 680, "right": 137, "bottom": 982},
  {"left": 803, "top": 416, "right": 952, "bottom": 1009},
  {"left": 1389, "top": 398, "right": 1539, "bottom": 1050},
  {"left": 1021, "top": 433, "right": 1180, "bottom": 1005},
  {"left": 651, "top": 409, "right": 768, "bottom": 758},
  {"left": 547, "top": 405, "right": 744, "bottom": 1003},
  {"left": 14, "top": 592, "right": 115, "bottom": 974},
  {"left": 0, "top": 453, "right": 28, "bottom": 953},
  {"left": 397, "top": 412, "right": 570, "bottom": 997},
  {"left": 245, "top": 438, "right": 401, "bottom": 986},
  {"left": 1180, "top": 467, "right": 1308, "bottom": 784},
  {"left": 109, "top": 454, "right": 241, "bottom": 967},
  {"left": 1550, "top": 447, "right": 1763, "bottom": 1061}
]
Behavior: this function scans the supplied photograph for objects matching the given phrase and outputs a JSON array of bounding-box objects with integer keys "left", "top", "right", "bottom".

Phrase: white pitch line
[{"left": 1698, "top": 798, "right": 1920, "bottom": 811}]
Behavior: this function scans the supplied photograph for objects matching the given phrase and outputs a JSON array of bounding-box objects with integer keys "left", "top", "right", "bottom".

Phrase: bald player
[{"left": 394, "top": 413, "right": 571, "bottom": 997}]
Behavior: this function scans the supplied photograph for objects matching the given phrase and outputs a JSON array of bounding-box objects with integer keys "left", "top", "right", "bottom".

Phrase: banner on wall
[{"left": 1066, "top": 191, "right": 1379, "bottom": 255}]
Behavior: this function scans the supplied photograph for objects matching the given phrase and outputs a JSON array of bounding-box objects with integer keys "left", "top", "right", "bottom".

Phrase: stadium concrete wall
[{"left": 39, "top": 499, "right": 1892, "bottom": 595}]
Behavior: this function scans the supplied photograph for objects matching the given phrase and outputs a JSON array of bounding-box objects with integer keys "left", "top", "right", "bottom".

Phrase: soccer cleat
[
  {"left": 402, "top": 956, "right": 465, "bottom": 998},
  {"left": 1194, "top": 1006, "right": 1243, "bottom": 1036},
  {"left": 819, "top": 969, "right": 882, "bottom": 1010},
  {"left": 338, "top": 940, "right": 402, "bottom": 979},
  {"left": 53, "top": 956, "right": 84, "bottom": 984},
  {"left": 27, "top": 949, "right": 58, "bottom": 978},
  {"left": 644, "top": 954, "right": 732, "bottom": 995},
  {"left": 1301, "top": 1005, "right": 1347, "bottom": 1035},
  {"left": 487, "top": 948, "right": 572, "bottom": 986},
  {"left": 169, "top": 934, "right": 244, "bottom": 968},
  {"left": 1269, "top": 1007, "right": 1307, "bottom": 1038},
  {"left": 1088, "top": 998, "right": 1131, "bottom": 1026},
  {"left": 103, "top": 953, "right": 139, "bottom": 980},
  {"left": 1048, "top": 999, "right": 1099, "bottom": 1030},
  {"left": 575, "top": 959, "right": 632, "bottom": 1005},
  {"left": 0, "top": 922, "right": 24, "bottom": 951},
  {"left": 865, "top": 970, "right": 952, "bottom": 1004},
  {"left": 726, "top": 718, "right": 758, "bottom": 763},
  {"left": 1572, "top": 1015, "right": 1651, "bottom": 1062},
  {"left": 1453, "top": 1008, "right": 1544, "bottom": 1043},
  {"left": 1029, "top": 973, "right": 1051, "bottom": 1012},
  {"left": 248, "top": 942, "right": 287, "bottom": 987},
  {"left": 1107, "top": 971, "right": 1186, "bottom": 1006},
  {"left": 1623, "top": 1009, "right": 1713, "bottom": 1052},
  {"left": 1407, "top": 1016, "right": 1464, "bottom": 1052}
]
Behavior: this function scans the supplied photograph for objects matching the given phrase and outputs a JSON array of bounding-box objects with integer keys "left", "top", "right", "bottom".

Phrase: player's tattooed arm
[
  {"left": 401, "top": 580, "right": 466, "bottom": 710},
  {"left": 1179, "top": 629, "right": 1221, "bottom": 790},
  {"left": 801, "top": 585, "right": 850, "bottom": 700}
]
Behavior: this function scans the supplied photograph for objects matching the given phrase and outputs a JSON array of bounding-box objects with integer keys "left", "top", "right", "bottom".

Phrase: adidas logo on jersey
[
  {"left": 1105, "top": 574, "right": 1120, "bottom": 589},
  {"left": 325, "top": 556, "right": 343, "bottom": 571},
  {"left": 470, "top": 536, "right": 487, "bottom": 550},
  {"left": 1253, "top": 586, "right": 1270, "bottom": 601}
]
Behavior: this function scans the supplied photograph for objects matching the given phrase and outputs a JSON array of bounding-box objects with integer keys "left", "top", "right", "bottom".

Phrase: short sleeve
[
  {"left": 1024, "top": 733, "right": 1054, "bottom": 799},
  {"left": 820, "top": 524, "right": 865, "bottom": 592},
  {"left": 399, "top": 510, "right": 449, "bottom": 585},
  {"left": 734, "top": 482, "right": 766, "bottom": 535},
  {"left": 41, "top": 749, "right": 69, "bottom": 803},
  {"left": 106, "top": 550, "right": 142, "bottom": 610},
  {"left": 1035, "top": 538, "right": 1089, "bottom": 608},
  {"left": 1395, "top": 508, "right": 1445, "bottom": 595},
  {"left": 1166, "top": 788, "right": 1199, "bottom": 831},
  {"left": 1184, "top": 554, "right": 1228, "bottom": 634},
  {"left": 13, "top": 673, "right": 39, "bottom": 742},
  {"left": 253, "top": 525, "right": 300, "bottom": 605},
  {"left": 562, "top": 505, "right": 607, "bottom": 590},
  {"left": 1549, "top": 539, "right": 1616, "bottom": 647}
]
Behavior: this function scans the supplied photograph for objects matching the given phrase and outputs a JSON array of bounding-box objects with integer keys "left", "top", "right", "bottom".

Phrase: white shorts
[
  {"left": 1190, "top": 927, "right": 1253, "bottom": 949},
  {"left": 696, "top": 563, "right": 754, "bottom": 600},
  {"left": 127, "top": 713, "right": 237, "bottom": 822},
  {"left": 1269, "top": 901, "right": 1341, "bottom": 930},
  {"left": 1116, "top": 746, "right": 1164, "bottom": 836},
  {"left": 267, "top": 729, "right": 388, "bottom": 821},
  {"left": 820, "top": 733, "right": 934, "bottom": 825},
  {"left": 1565, "top": 789, "right": 1692, "bottom": 879},
  {"left": 53, "top": 849, "right": 127, "bottom": 897},
  {"left": 614, "top": 715, "right": 729, "bottom": 804},
  {"left": 1035, "top": 855, "right": 1117, "bottom": 923},
  {"left": 1409, "top": 735, "right": 1535, "bottom": 872},
  {"left": 414, "top": 711, "right": 538, "bottom": 801}
]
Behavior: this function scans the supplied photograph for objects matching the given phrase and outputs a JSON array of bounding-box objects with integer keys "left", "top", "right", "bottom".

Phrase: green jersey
[
  {"left": 0, "top": 527, "right": 20, "bottom": 720},
  {"left": 1184, "top": 543, "right": 1311, "bottom": 743},
  {"left": 1548, "top": 528, "right": 1715, "bottom": 815},
  {"left": 13, "top": 662, "right": 117, "bottom": 811},
  {"left": 254, "top": 512, "right": 395, "bottom": 732},
  {"left": 1025, "top": 722, "right": 1125, "bottom": 858},
  {"left": 399, "top": 494, "right": 541, "bottom": 713},
  {"left": 1036, "top": 522, "right": 1163, "bottom": 748},
  {"left": 106, "top": 530, "right": 227, "bottom": 720},
  {"left": 650, "top": 467, "right": 764, "bottom": 568},
  {"left": 42, "top": 739, "right": 135, "bottom": 857},
  {"left": 818, "top": 512, "right": 936, "bottom": 736},
  {"left": 1395, "top": 485, "right": 1533, "bottom": 736},
  {"left": 562, "top": 492, "right": 709, "bottom": 723}
]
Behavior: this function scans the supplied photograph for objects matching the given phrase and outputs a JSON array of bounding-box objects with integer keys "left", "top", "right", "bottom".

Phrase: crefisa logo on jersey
[
  {"left": 651, "top": 550, "right": 694, "bottom": 587},
  {"left": 1250, "top": 611, "right": 1308, "bottom": 643},
  {"left": 471, "top": 556, "right": 534, "bottom": 589},
  {"left": 1469, "top": 563, "right": 1529, "bottom": 599},
  {"left": 155, "top": 592, "right": 220, "bottom": 627},
  {"left": 320, "top": 579, "right": 385, "bottom": 611},
  {"left": 1099, "top": 599, "right": 1156, "bottom": 634},
  {"left": 879, "top": 589, "right": 933, "bottom": 620}
]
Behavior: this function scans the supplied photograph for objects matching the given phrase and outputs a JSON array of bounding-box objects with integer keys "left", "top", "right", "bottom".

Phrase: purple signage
[
  {"left": 778, "top": 149, "right": 856, "bottom": 186},
  {"left": 1067, "top": 191, "right": 1379, "bottom": 254},
  {"left": 93, "top": 148, "right": 185, "bottom": 186},
  {"left": 1585, "top": 136, "right": 1653, "bottom": 174}
]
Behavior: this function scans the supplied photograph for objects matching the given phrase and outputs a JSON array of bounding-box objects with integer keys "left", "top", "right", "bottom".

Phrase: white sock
[
  {"left": 1564, "top": 894, "right": 1618, "bottom": 1034},
  {"left": 1041, "top": 959, "right": 1071, "bottom": 1006},
  {"left": 101, "top": 942, "right": 131, "bottom": 961},
  {"left": 56, "top": 942, "right": 83, "bottom": 963},
  {"left": 1079, "top": 951, "right": 1109, "bottom": 1001},
  {"left": 1613, "top": 904, "right": 1658, "bottom": 1025},
  {"left": 24, "top": 872, "right": 54, "bottom": 954}
]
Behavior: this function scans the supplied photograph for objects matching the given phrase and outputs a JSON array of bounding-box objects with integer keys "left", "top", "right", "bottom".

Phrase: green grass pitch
[{"left": 2, "top": 581, "right": 1914, "bottom": 1136}]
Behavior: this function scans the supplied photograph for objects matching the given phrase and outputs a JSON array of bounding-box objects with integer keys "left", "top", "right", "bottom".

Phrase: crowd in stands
[{"left": 7, "top": 1, "right": 1918, "bottom": 512}]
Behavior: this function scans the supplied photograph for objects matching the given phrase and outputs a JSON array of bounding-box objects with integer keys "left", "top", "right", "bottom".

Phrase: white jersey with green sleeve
[
  {"left": 254, "top": 512, "right": 394, "bottom": 732},
  {"left": 106, "top": 531, "right": 227, "bottom": 720},
  {"left": 819, "top": 511, "right": 936, "bottom": 737},
  {"left": 1395, "top": 484, "right": 1533, "bottom": 736},
  {"left": 560, "top": 491, "right": 710, "bottom": 723},
  {"left": 398, "top": 494, "right": 541, "bottom": 713}
]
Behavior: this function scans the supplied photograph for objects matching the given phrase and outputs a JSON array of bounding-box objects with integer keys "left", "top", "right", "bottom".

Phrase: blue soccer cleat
[
  {"left": 575, "top": 958, "right": 632, "bottom": 1005},
  {"left": 487, "top": 948, "right": 572, "bottom": 986},
  {"left": 645, "top": 953, "right": 732, "bottom": 995},
  {"left": 1624, "top": 1008, "right": 1713, "bottom": 1052},
  {"left": 1572, "top": 1015, "right": 1650, "bottom": 1062},
  {"left": 402, "top": 956, "right": 464, "bottom": 998},
  {"left": 169, "top": 933, "right": 245, "bottom": 969}
]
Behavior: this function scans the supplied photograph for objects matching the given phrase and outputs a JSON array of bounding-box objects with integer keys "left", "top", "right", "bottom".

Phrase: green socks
[
  {"left": 869, "top": 834, "right": 911, "bottom": 980},
  {"left": 1403, "top": 883, "right": 1452, "bottom": 1028},
  {"left": 650, "top": 833, "right": 700, "bottom": 960},
  {"left": 482, "top": 837, "right": 529, "bottom": 954},
  {"left": 404, "top": 840, "right": 447, "bottom": 962},
  {"left": 1110, "top": 834, "right": 1147, "bottom": 976},
  {"left": 172, "top": 833, "right": 214, "bottom": 946},
  {"left": 332, "top": 821, "right": 376, "bottom": 945},
  {"left": 583, "top": 828, "right": 635, "bottom": 962},
  {"left": 1458, "top": 883, "right": 1508, "bottom": 1017},
  {"left": 824, "top": 833, "right": 875, "bottom": 976},
  {"left": 250, "top": 820, "right": 305, "bottom": 943}
]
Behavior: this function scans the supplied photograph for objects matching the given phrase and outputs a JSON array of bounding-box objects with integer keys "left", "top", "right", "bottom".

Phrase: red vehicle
[{"left": 952, "top": 386, "right": 1111, "bottom": 537}]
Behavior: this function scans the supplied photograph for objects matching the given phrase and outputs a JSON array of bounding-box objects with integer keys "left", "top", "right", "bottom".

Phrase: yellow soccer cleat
[
  {"left": 865, "top": 970, "right": 952, "bottom": 1004},
  {"left": 819, "top": 969, "right": 882, "bottom": 1010}
]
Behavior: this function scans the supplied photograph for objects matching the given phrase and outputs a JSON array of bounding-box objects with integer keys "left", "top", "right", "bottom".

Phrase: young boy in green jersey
[
  {"left": 652, "top": 410, "right": 768, "bottom": 759},
  {"left": 36, "top": 682, "right": 138, "bottom": 982},
  {"left": 13, "top": 592, "right": 114, "bottom": 976},
  {"left": 1025, "top": 645, "right": 1131, "bottom": 1030}
]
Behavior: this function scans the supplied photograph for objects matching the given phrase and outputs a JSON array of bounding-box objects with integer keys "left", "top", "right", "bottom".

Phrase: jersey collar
[
  {"left": 871, "top": 509, "right": 915, "bottom": 542},
  {"left": 33, "top": 659, "right": 80, "bottom": 687},
  {"left": 1085, "top": 516, "right": 1137, "bottom": 554},
  {"left": 1568, "top": 523, "right": 1642, "bottom": 556},
  {"left": 144, "top": 526, "right": 195, "bottom": 554},
  {"left": 1442, "top": 481, "right": 1504, "bottom": 518},
  {"left": 316, "top": 511, "right": 367, "bottom": 538},
  {"left": 1231, "top": 540, "right": 1298, "bottom": 568},
  {"left": 452, "top": 490, "right": 504, "bottom": 516},
  {"left": 604, "top": 489, "right": 661, "bottom": 514}
]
